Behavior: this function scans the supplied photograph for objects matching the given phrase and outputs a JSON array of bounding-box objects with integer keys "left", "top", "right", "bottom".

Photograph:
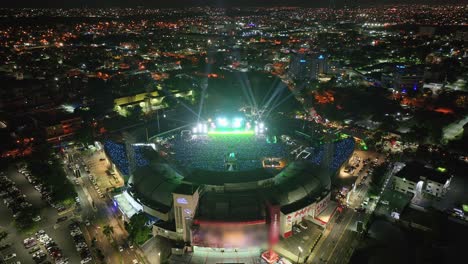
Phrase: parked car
[
  {"left": 3, "top": 253, "right": 16, "bottom": 260},
  {"left": 298, "top": 222, "right": 308, "bottom": 230}
]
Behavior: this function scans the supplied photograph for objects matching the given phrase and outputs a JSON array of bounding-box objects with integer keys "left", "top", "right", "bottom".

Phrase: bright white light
[
  {"left": 233, "top": 118, "right": 243, "bottom": 128},
  {"left": 217, "top": 117, "right": 228, "bottom": 127},
  {"left": 193, "top": 127, "right": 198, "bottom": 133},
  {"left": 203, "top": 124, "right": 208, "bottom": 133}
]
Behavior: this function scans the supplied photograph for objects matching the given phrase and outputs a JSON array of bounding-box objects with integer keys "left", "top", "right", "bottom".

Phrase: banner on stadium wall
[
  {"left": 267, "top": 203, "right": 280, "bottom": 245},
  {"left": 315, "top": 192, "right": 331, "bottom": 216},
  {"left": 285, "top": 203, "right": 316, "bottom": 226}
]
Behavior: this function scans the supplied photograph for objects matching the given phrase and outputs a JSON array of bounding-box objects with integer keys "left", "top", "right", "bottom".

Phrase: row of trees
[{"left": 27, "top": 144, "right": 77, "bottom": 205}]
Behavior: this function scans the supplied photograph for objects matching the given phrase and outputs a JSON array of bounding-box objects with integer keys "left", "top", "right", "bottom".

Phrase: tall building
[{"left": 289, "top": 52, "right": 328, "bottom": 81}]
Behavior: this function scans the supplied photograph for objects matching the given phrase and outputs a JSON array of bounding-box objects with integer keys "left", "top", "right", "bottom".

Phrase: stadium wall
[
  {"left": 280, "top": 191, "right": 330, "bottom": 238},
  {"left": 141, "top": 202, "right": 172, "bottom": 222}
]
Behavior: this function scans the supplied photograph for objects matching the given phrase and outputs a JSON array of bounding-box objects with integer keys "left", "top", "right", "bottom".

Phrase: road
[
  {"left": 307, "top": 207, "right": 363, "bottom": 264},
  {"left": 64, "top": 148, "right": 146, "bottom": 264},
  {"left": 306, "top": 150, "right": 388, "bottom": 264}
]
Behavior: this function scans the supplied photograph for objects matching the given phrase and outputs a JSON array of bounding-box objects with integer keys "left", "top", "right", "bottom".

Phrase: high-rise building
[{"left": 289, "top": 52, "right": 328, "bottom": 81}]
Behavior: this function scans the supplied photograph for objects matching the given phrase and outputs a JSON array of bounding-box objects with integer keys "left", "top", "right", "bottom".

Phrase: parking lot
[{"left": 0, "top": 166, "right": 82, "bottom": 264}]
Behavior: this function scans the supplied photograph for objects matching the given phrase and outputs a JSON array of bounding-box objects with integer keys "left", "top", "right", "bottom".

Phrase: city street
[
  {"left": 307, "top": 207, "right": 363, "bottom": 264},
  {"left": 65, "top": 148, "right": 146, "bottom": 264}
]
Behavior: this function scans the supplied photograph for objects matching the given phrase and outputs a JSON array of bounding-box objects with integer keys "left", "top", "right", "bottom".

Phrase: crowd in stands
[
  {"left": 305, "top": 138, "right": 355, "bottom": 171},
  {"left": 104, "top": 140, "right": 150, "bottom": 175},
  {"left": 104, "top": 136, "right": 354, "bottom": 175},
  {"left": 169, "top": 135, "right": 288, "bottom": 171}
]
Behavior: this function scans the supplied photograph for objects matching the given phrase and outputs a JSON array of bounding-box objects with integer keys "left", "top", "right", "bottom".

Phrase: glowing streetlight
[{"left": 297, "top": 246, "right": 303, "bottom": 263}]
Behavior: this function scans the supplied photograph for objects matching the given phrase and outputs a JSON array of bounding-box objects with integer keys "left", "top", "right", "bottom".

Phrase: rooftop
[{"left": 395, "top": 162, "right": 451, "bottom": 184}]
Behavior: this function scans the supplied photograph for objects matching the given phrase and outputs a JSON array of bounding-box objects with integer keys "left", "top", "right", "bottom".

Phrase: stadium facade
[{"left": 107, "top": 125, "right": 355, "bottom": 255}]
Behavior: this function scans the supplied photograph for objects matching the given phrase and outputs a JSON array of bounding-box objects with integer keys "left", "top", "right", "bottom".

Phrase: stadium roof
[
  {"left": 195, "top": 191, "right": 265, "bottom": 222},
  {"left": 184, "top": 168, "right": 276, "bottom": 185},
  {"left": 130, "top": 164, "right": 184, "bottom": 213}
]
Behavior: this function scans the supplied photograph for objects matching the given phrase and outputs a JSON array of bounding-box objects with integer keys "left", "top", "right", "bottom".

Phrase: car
[
  {"left": 118, "top": 245, "right": 124, "bottom": 252},
  {"left": 132, "top": 260, "right": 139, "bottom": 264},
  {"left": 85, "top": 220, "right": 91, "bottom": 226},
  {"left": 292, "top": 226, "right": 301, "bottom": 234},
  {"left": 57, "top": 216, "right": 68, "bottom": 223},
  {"left": 128, "top": 243, "right": 134, "bottom": 249},
  {"left": 32, "top": 215, "right": 41, "bottom": 222},
  {"left": 3, "top": 253, "right": 16, "bottom": 260},
  {"left": 81, "top": 257, "right": 92, "bottom": 264},
  {"left": 380, "top": 200, "right": 390, "bottom": 205},
  {"left": 298, "top": 222, "right": 308, "bottom": 229},
  {"left": 29, "top": 246, "right": 40, "bottom": 254}
]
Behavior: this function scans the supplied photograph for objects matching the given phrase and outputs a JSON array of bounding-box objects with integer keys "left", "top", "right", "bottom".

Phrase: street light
[{"left": 297, "top": 246, "right": 303, "bottom": 263}]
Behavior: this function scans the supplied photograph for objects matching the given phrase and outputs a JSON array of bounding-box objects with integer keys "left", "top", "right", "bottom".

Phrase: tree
[
  {"left": 125, "top": 212, "right": 152, "bottom": 245},
  {"left": 0, "top": 231, "right": 7, "bottom": 241},
  {"left": 128, "top": 105, "right": 143, "bottom": 120},
  {"left": 102, "top": 225, "right": 114, "bottom": 240},
  {"left": 369, "top": 163, "right": 389, "bottom": 193},
  {"left": 74, "top": 124, "right": 94, "bottom": 146}
]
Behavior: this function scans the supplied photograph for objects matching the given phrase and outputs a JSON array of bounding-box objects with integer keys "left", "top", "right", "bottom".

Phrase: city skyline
[{"left": 1, "top": 0, "right": 467, "bottom": 8}]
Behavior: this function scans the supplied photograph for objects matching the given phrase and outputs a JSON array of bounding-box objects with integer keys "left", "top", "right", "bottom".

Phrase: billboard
[{"left": 191, "top": 221, "right": 267, "bottom": 249}]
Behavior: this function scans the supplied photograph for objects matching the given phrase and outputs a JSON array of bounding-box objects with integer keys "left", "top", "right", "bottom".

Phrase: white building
[{"left": 393, "top": 162, "right": 452, "bottom": 198}]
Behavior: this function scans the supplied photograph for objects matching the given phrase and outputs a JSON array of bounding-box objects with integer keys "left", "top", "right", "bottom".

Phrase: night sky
[{"left": 1, "top": 0, "right": 465, "bottom": 8}]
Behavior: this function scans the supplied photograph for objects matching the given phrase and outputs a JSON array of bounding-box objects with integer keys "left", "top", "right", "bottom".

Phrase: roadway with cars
[{"left": 64, "top": 148, "right": 145, "bottom": 264}]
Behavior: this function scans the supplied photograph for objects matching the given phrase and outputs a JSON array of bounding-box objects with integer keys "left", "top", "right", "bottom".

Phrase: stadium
[{"left": 106, "top": 114, "right": 355, "bottom": 263}]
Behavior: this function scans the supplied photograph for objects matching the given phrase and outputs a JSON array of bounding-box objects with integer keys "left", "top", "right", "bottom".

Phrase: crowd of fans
[
  {"left": 305, "top": 138, "right": 355, "bottom": 170},
  {"left": 104, "top": 136, "right": 354, "bottom": 175},
  {"left": 104, "top": 141, "right": 150, "bottom": 175},
  {"left": 169, "top": 135, "right": 288, "bottom": 171}
]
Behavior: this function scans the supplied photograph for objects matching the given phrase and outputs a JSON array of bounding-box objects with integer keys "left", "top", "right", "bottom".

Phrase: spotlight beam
[
  {"left": 236, "top": 72, "right": 255, "bottom": 109},
  {"left": 197, "top": 78, "right": 208, "bottom": 123},
  {"left": 159, "top": 86, "right": 202, "bottom": 121}
]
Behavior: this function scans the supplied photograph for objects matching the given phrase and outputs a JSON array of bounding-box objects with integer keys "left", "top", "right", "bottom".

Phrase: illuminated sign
[{"left": 177, "top": 198, "right": 188, "bottom": 204}]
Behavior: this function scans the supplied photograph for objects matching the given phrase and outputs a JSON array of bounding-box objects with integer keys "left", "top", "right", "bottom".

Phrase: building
[
  {"left": 393, "top": 162, "right": 452, "bottom": 198},
  {"left": 288, "top": 52, "right": 328, "bottom": 81},
  {"left": 109, "top": 130, "right": 354, "bottom": 262},
  {"left": 114, "top": 85, "right": 193, "bottom": 116},
  {"left": 381, "top": 65, "right": 425, "bottom": 92},
  {"left": 32, "top": 110, "right": 83, "bottom": 143}
]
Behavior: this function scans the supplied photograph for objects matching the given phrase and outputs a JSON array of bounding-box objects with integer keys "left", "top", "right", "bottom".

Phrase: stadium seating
[
  {"left": 104, "top": 141, "right": 150, "bottom": 175},
  {"left": 171, "top": 135, "right": 287, "bottom": 171},
  {"left": 305, "top": 138, "right": 355, "bottom": 170}
]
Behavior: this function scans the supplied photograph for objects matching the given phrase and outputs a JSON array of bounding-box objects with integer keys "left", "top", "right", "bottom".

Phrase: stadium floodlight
[
  {"left": 233, "top": 118, "right": 243, "bottom": 128},
  {"left": 208, "top": 130, "right": 255, "bottom": 135},
  {"left": 192, "top": 127, "right": 198, "bottom": 134},
  {"left": 203, "top": 124, "right": 208, "bottom": 134},
  {"left": 217, "top": 117, "right": 229, "bottom": 127}
]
